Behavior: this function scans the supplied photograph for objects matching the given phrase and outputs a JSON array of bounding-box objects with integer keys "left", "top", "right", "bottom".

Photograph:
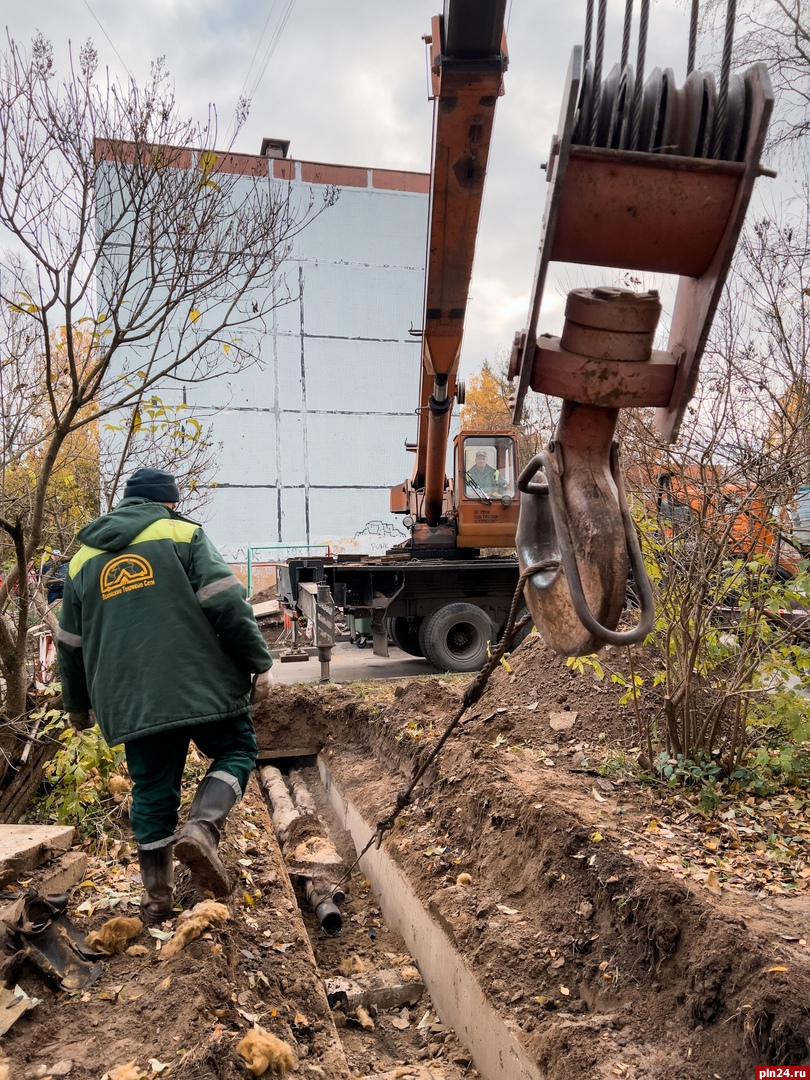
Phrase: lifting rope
[
  {"left": 325, "top": 566, "right": 542, "bottom": 896},
  {"left": 575, "top": 0, "right": 744, "bottom": 161}
]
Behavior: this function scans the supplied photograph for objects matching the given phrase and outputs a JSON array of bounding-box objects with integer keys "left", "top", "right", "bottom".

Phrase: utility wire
[
  {"left": 224, "top": 0, "right": 296, "bottom": 148},
  {"left": 245, "top": 0, "right": 296, "bottom": 101},
  {"left": 232, "top": 0, "right": 283, "bottom": 117},
  {"left": 82, "top": 0, "right": 133, "bottom": 80}
]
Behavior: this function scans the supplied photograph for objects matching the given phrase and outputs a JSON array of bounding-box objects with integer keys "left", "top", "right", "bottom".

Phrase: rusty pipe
[
  {"left": 423, "top": 374, "right": 453, "bottom": 525},
  {"left": 305, "top": 877, "right": 346, "bottom": 936}
]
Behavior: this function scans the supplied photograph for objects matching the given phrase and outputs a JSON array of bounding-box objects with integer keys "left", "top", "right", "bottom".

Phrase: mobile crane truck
[
  {"left": 278, "top": 0, "right": 524, "bottom": 675},
  {"left": 278, "top": 0, "right": 774, "bottom": 673}
]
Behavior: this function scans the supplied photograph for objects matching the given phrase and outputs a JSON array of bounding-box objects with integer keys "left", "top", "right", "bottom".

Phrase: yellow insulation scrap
[
  {"left": 235, "top": 1027, "right": 296, "bottom": 1076},
  {"left": 86, "top": 916, "right": 143, "bottom": 955},
  {"left": 160, "top": 900, "right": 229, "bottom": 961},
  {"left": 106, "top": 1064, "right": 146, "bottom": 1080},
  {"left": 355, "top": 1005, "right": 375, "bottom": 1030},
  {"left": 108, "top": 775, "right": 132, "bottom": 803}
]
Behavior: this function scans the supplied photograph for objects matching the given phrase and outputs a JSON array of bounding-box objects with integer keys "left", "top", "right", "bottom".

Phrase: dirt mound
[
  {"left": 4, "top": 635, "right": 808, "bottom": 1078},
  {"left": 1, "top": 782, "right": 350, "bottom": 1080},
  {"left": 307, "top": 634, "right": 810, "bottom": 1076}
]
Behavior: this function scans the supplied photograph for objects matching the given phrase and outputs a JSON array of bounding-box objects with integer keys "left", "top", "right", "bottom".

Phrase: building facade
[{"left": 100, "top": 143, "right": 436, "bottom": 565}]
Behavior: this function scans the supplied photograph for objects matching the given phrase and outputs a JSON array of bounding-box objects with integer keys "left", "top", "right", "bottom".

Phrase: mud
[{"left": 261, "top": 633, "right": 810, "bottom": 1077}]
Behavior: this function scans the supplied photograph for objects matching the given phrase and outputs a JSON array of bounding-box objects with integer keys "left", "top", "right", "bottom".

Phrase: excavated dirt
[
  {"left": 256, "top": 634, "right": 810, "bottom": 1077},
  {"left": 2, "top": 633, "right": 808, "bottom": 1079},
  {"left": 1, "top": 781, "right": 353, "bottom": 1080},
  {"left": 1, "top": 770, "right": 482, "bottom": 1078}
]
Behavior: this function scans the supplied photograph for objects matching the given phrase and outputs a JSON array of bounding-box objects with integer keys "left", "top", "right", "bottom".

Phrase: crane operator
[{"left": 465, "top": 450, "right": 507, "bottom": 497}]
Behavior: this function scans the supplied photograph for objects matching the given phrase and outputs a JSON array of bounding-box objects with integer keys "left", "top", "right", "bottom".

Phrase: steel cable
[
  {"left": 687, "top": 0, "right": 699, "bottom": 75},
  {"left": 584, "top": 0, "right": 595, "bottom": 63},
  {"left": 713, "top": 0, "right": 737, "bottom": 158},
  {"left": 631, "top": 0, "right": 650, "bottom": 150},
  {"left": 621, "top": 0, "right": 633, "bottom": 70},
  {"left": 590, "top": 0, "right": 609, "bottom": 145}
]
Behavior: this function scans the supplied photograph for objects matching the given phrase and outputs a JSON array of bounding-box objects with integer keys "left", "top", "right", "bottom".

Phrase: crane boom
[{"left": 413, "top": 0, "right": 508, "bottom": 524}]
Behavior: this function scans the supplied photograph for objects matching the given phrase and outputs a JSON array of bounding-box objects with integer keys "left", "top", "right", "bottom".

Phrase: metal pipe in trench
[{"left": 259, "top": 764, "right": 345, "bottom": 935}]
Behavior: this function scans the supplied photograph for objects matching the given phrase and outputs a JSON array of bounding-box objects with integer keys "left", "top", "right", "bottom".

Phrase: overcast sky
[{"left": 1, "top": 0, "right": 785, "bottom": 377}]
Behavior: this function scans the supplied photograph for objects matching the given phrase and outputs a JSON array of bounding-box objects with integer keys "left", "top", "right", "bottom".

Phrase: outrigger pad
[{"left": 2, "top": 890, "right": 107, "bottom": 991}]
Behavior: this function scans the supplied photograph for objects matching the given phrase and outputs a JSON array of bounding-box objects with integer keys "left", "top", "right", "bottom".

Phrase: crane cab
[{"left": 455, "top": 431, "right": 520, "bottom": 549}]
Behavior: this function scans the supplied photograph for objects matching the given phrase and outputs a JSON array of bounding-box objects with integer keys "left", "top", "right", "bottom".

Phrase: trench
[{"left": 257, "top": 753, "right": 543, "bottom": 1080}]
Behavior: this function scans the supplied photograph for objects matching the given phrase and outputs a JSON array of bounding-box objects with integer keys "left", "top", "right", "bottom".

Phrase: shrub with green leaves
[{"left": 27, "top": 711, "right": 128, "bottom": 845}]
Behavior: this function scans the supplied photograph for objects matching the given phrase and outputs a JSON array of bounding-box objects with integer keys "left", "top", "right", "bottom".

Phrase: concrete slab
[
  {"left": 0, "top": 825, "right": 75, "bottom": 887},
  {"left": 252, "top": 600, "right": 280, "bottom": 617}
]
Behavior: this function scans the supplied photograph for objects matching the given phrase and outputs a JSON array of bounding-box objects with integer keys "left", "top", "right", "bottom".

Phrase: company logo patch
[{"left": 100, "top": 555, "right": 155, "bottom": 600}]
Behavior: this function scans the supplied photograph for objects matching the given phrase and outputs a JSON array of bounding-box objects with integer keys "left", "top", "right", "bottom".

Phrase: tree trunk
[{"left": 0, "top": 726, "right": 60, "bottom": 823}]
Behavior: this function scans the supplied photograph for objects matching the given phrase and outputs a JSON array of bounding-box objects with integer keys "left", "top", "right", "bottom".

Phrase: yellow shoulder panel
[
  {"left": 131, "top": 519, "right": 198, "bottom": 546},
  {"left": 69, "top": 546, "right": 103, "bottom": 577},
  {"left": 68, "top": 520, "right": 198, "bottom": 577}
]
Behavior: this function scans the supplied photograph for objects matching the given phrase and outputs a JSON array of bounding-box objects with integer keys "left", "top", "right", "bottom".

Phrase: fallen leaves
[{"left": 618, "top": 791, "right": 810, "bottom": 896}]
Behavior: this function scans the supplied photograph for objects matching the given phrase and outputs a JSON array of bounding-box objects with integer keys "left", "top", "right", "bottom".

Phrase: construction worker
[
  {"left": 56, "top": 467, "right": 273, "bottom": 923},
  {"left": 465, "top": 449, "right": 506, "bottom": 496},
  {"left": 40, "top": 549, "right": 69, "bottom": 605}
]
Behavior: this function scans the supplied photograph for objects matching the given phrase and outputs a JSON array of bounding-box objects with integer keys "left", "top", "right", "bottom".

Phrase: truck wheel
[
  {"left": 389, "top": 617, "right": 424, "bottom": 656},
  {"left": 421, "top": 603, "right": 495, "bottom": 672}
]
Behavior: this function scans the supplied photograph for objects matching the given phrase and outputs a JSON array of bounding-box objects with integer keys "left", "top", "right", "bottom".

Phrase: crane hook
[{"left": 516, "top": 401, "right": 654, "bottom": 656}]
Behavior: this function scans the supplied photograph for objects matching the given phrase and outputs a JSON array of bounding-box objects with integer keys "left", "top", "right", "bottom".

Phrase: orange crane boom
[{"left": 410, "top": 0, "right": 508, "bottom": 526}]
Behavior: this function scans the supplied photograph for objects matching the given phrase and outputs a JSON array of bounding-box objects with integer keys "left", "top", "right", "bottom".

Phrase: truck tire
[
  {"left": 421, "top": 603, "right": 495, "bottom": 672},
  {"left": 388, "top": 617, "right": 424, "bottom": 657}
]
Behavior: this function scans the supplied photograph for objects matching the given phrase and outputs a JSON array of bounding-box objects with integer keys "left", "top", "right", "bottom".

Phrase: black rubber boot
[
  {"left": 137, "top": 845, "right": 175, "bottom": 925},
  {"left": 173, "top": 774, "right": 238, "bottom": 896}
]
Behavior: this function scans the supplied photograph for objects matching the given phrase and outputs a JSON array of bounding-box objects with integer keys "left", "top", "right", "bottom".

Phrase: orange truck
[
  {"left": 655, "top": 470, "right": 802, "bottom": 579},
  {"left": 277, "top": 0, "right": 524, "bottom": 674}
]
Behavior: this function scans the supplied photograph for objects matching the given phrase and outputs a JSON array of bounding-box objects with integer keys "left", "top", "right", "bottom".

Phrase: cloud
[{"left": 9, "top": 0, "right": 738, "bottom": 372}]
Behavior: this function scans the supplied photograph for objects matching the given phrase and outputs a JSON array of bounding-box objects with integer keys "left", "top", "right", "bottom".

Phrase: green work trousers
[{"left": 125, "top": 713, "right": 258, "bottom": 847}]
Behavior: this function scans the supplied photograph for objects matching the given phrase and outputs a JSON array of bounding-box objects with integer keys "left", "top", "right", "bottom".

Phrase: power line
[
  {"left": 224, "top": 0, "right": 296, "bottom": 148},
  {"left": 82, "top": 0, "right": 133, "bottom": 80}
]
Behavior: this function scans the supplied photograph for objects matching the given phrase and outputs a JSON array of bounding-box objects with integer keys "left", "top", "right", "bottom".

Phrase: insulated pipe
[
  {"left": 423, "top": 375, "right": 453, "bottom": 525},
  {"left": 259, "top": 766, "right": 347, "bottom": 935}
]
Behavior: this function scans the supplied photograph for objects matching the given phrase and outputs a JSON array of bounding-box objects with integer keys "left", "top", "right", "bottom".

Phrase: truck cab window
[{"left": 462, "top": 437, "right": 515, "bottom": 500}]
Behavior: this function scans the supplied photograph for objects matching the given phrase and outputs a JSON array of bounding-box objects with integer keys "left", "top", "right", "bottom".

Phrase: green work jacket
[{"left": 57, "top": 498, "right": 272, "bottom": 747}]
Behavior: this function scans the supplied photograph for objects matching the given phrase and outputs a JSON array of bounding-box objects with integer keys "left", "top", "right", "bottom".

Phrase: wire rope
[
  {"left": 589, "top": 0, "right": 608, "bottom": 145},
  {"left": 687, "top": 0, "right": 699, "bottom": 75},
  {"left": 583, "top": 0, "right": 595, "bottom": 63},
  {"left": 621, "top": 0, "right": 633, "bottom": 70},
  {"left": 631, "top": 0, "right": 650, "bottom": 149},
  {"left": 712, "top": 0, "right": 737, "bottom": 158}
]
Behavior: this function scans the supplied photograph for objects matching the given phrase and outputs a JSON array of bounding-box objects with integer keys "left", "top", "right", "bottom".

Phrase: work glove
[
  {"left": 251, "top": 669, "right": 274, "bottom": 706},
  {"left": 67, "top": 710, "right": 94, "bottom": 732}
]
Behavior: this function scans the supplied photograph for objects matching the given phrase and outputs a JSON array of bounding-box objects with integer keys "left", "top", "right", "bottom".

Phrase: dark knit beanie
[{"left": 122, "top": 468, "right": 180, "bottom": 503}]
